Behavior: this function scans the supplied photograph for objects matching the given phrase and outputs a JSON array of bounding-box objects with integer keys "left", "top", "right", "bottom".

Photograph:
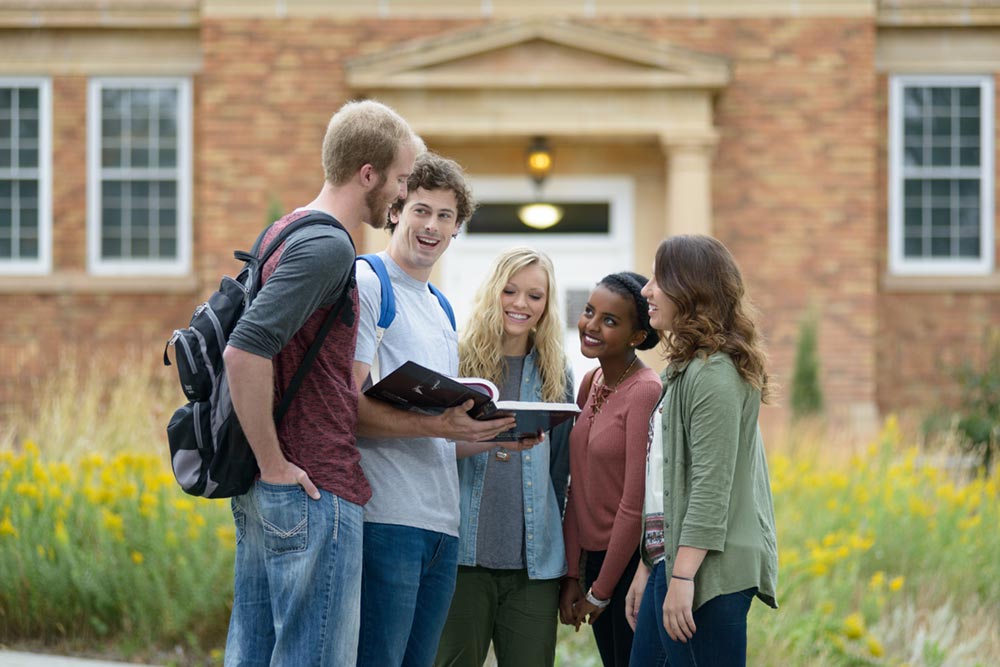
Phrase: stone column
[{"left": 661, "top": 133, "right": 718, "bottom": 237}]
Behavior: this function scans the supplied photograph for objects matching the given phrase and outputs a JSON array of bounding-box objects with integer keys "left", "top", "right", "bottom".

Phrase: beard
[{"left": 364, "top": 174, "right": 394, "bottom": 230}]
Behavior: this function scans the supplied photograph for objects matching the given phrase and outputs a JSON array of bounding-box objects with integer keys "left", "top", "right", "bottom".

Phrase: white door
[{"left": 440, "top": 176, "right": 635, "bottom": 392}]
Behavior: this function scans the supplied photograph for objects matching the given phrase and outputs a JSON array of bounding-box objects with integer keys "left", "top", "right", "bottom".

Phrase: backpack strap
[
  {"left": 355, "top": 253, "right": 457, "bottom": 384},
  {"left": 248, "top": 211, "right": 358, "bottom": 425},
  {"left": 428, "top": 283, "right": 457, "bottom": 331},
  {"left": 275, "top": 260, "right": 356, "bottom": 425}
]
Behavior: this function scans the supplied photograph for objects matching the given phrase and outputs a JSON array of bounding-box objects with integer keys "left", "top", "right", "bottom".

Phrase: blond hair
[
  {"left": 321, "top": 99, "right": 424, "bottom": 185},
  {"left": 459, "top": 247, "right": 567, "bottom": 403}
]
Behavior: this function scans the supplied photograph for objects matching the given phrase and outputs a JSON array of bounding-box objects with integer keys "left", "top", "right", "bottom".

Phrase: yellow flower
[
  {"left": 889, "top": 576, "right": 905, "bottom": 592},
  {"left": 0, "top": 515, "right": 18, "bottom": 539},
  {"left": 818, "top": 601, "right": 835, "bottom": 615},
  {"left": 130, "top": 551, "right": 144, "bottom": 565},
  {"left": 869, "top": 571, "right": 885, "bottom": 590},
  {"left": 23, "top": 440, "right": 40, "bottom": 457},
  {"left": 867, "top": 634, "right": 884, "bottom": 657},
  {"left": 54, "top": 520, "right": 69, "bottom": 545},
  {"left": 14, "top": 481, "right": 41, "bottom": 500},
  {"left": 958, "top": 515, "right": 981, "bottom": 531},
  {"left": 843, "top": 612, "right": 865, "bottom": 639}
]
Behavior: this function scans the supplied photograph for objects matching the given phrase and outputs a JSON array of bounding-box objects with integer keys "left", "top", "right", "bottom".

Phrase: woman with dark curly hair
[
  {"left": 626, "top": 235, "right": 778, "bottom": 667},
  {"left": 559, "top": 271, "right": 662, "bottom": 666}
]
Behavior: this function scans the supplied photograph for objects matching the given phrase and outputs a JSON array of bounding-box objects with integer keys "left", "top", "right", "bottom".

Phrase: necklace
[{"left": 589, "top": 355, "right": 638, "bottom": 425}]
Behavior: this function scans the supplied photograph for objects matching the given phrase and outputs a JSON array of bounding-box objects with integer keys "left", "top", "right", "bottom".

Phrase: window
[
  {"left": 88, "top": 78, "right": 191, "bottom": 275},
  {"left": 0, "top": 78, "right": 51, "bottom": 275},
  {"left": 889, "top": 75, "right": 995, "bottom": 276}
]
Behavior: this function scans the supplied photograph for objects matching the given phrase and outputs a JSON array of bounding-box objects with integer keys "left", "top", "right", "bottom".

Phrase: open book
[{"left": 364, "top": 360, "right": 580, "bottom": 442}]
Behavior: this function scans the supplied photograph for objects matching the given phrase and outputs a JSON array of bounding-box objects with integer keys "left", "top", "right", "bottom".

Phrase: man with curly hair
[{"left": 351, "top": 152, "right": 516, "bottom": 667}]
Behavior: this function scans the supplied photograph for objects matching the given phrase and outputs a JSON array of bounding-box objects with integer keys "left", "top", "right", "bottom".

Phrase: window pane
[
  {"left": 958, "top": 87, "right": 980, "bottom": 110},
  {"left": 131, "top": 147, "right": 150, "bottom": 168},
  {"left": 102, "top": 89, "right": 124, "bottom": 117},
  {"left": 0, "top": 238, "right": 10, "bottom": 258},
  {"left": 959, "top": 147, "right": 980, "bottom": 167},
  {"left": 958, "top": 237, "right": 980, "bottom": 257},
  {"left": 102, "top": 147, "right": 121, "bottom": 168},
  {"left": 904, "top": 144, "right": 923, "bottom": 167},
  {"left": 930, "top": 88, "right": 952, "bottom": 107},
  {"left": 18, "top": 88, "right": 38, "bottom": 112},
  {"left": 930, "top": 237, "right": 951, "bottom": 257},
  {"left": 931, "top": 146, "right": 951, "bottom": 166},
  {"left": 102, "top": 237, "right": 122, "bottom": 258},
  {"left": 18, "top": 148, "right": 37, "bottom": 169},
  {"left": 0, "top": 89, "right": 10, "bottom": 108},
  {"left": 133, "top": 237, "right": 151, "bottom": 258},
  {"left": 102, "top": 118, "right": 122, "bottom": 140},
  {"left": 158, "top": 147, "right": 176, "bottom": 168},
  {"left": 0, "top": 206, "right": 11, "bottom": 233},
  {"left": 19, "top": 237, "right": 37, "bottom": 259},
  {"left": 160, "top": 237, "right": 176, "bottom": 256}
]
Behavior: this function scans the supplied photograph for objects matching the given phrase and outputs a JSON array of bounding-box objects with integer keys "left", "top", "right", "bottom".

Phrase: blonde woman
[{"left": 434, "top": 247, "right": 574, "bottom": 667}]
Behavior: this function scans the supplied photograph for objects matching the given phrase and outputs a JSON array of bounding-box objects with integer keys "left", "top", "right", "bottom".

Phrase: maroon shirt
[{"left": 236, "top": 210, "right": 370, "bottom": 505}]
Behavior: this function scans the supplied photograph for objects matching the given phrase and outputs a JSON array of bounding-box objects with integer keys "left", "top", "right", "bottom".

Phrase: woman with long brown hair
[{"left": 626, "top": 235, "right": 778, "bottom": 667}]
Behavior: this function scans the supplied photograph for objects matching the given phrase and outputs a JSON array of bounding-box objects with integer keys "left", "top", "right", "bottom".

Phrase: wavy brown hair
[{"left": 654, "top": 235, "right": 771, "bottom": 402}]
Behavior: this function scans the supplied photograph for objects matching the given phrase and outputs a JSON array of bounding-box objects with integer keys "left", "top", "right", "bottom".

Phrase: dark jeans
[
  {"left": 629, "top": 561, "right": 756, "bottom": 667},
  {"left": 357, "top": 523, "right": 459, "bottom": 667},
  {"left": 583, "top": 549, "right": 640, "bottom": 667}
]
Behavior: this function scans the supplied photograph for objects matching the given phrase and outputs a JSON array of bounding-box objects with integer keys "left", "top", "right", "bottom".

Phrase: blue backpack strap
[
  {"left": 357, "top": 254, "right": 395, "bottom": 329},
  {"left": 428, "top": 283, "right": 456, "bottom": 331}
]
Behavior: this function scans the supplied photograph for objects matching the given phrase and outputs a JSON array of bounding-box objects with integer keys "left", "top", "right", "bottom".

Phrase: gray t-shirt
[
  {"left": 475, "top": 355, "right": 527, "bottom": 569},
  {"left": 229, "top": 223, "right": 354, "bottom": 359},
  {"left": 354, "top": 252, "right": 461, "bottom": 536}
]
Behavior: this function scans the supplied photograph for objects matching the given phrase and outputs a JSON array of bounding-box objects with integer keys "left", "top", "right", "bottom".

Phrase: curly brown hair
[
  {"left": 386, "top": 152, "right": 477, "bottom": 233},
  {"left": 654, "top": 235, "right": 771, "bottom": 402}
]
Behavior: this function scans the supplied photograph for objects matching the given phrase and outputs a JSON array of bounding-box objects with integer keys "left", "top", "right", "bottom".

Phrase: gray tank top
[{"left": 474, "top": 355, "right": 527, "bottom": 569}]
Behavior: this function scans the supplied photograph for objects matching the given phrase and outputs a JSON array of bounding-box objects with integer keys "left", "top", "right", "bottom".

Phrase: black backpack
[{"left": 163, "top": 212, "right": 356, "bottom": 498}]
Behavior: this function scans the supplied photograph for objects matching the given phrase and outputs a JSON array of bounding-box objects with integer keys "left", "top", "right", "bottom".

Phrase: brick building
[{"left": 1, "top": 0, "right": 997, "bottom": 430}]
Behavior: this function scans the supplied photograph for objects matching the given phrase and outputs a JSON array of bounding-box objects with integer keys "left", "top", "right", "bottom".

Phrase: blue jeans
[
  {"left": 357, "top": 523, "right": 459, "bottom": 667},
  {"left": 629, "top": 561, "right": 756, "bottom": 667},
  {"left": 224, "top": 481, "right": 364, "bottom": 667}
]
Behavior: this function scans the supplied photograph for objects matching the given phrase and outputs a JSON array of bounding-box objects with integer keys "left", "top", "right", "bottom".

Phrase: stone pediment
[{"left": 347, "top": 18, "right": 730, "bottom": 90}]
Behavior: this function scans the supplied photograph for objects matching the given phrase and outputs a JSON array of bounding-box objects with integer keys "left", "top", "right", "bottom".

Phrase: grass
[{"left": 2, "top": 358, "right": 999, "bottom": 666}]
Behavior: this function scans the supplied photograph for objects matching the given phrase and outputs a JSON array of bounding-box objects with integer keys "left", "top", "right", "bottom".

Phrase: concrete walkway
[{"left": 0, "top": 652, "right": 158, "bottom": 666}]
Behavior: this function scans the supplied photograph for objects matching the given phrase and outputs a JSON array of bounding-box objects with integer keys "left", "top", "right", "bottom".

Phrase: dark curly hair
[
  {"left": 598, "top": 271, "right": 660, "bottom": 351},
  {"left": 653, "top": 235, "right": 771, "bottom": 402},
  {"left": 386, "top": 152, "right": 477, "bottom": 234}
]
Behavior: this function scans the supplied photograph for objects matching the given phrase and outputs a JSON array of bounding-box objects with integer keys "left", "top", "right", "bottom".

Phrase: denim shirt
[{"left": 455, "top": 349, "right": 573, "bottom": 580}]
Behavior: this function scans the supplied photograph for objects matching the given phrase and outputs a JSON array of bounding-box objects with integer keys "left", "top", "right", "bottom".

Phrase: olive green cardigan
[{"left": 653, "top": 352, "right": 778, "bottom": 610}]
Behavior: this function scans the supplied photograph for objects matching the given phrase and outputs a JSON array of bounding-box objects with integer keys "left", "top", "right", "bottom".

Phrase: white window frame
[
  {"left": 888, "top": 74, "right": 995, "bottom": 276},
  {"left": 87, "top": 77, "right": 192, "bottom": 276},
  {"left": 0, "top": 77, "right": 52, "bottom": 275}
]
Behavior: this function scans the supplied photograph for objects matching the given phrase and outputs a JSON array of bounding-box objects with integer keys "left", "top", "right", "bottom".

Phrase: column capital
[{"left": 658, "top": 128, "right": 720, "bottom": 153}]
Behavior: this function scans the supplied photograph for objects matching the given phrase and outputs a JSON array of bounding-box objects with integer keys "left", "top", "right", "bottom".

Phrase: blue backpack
[{"left": 357, "top": 253, "right": 456, "bottom": 381}]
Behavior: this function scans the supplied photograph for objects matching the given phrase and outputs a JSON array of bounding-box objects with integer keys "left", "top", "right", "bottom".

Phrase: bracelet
[
  {"left": 585, "top": 588, "right": 611, "bottom": 609},
  {"left": 671, "top": 575, "right": 695, "bottom": 582}
]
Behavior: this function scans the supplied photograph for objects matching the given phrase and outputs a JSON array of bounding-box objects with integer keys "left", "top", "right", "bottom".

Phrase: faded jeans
[{"left": 224, "top": 481, "right": 364, "bottom": 667}]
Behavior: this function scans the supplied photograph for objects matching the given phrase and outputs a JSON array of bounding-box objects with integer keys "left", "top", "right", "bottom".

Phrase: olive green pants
[{"left": 434, "top": 566, "right": 560, "bottom": 667}]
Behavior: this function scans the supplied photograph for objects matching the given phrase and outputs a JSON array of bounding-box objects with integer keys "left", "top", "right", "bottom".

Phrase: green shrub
[
  {"left": 954, "top": 332, "right": 1000, "bottom": 474},
  {"left": 791, "top": 310, "right": 824, "bottom": 420}
]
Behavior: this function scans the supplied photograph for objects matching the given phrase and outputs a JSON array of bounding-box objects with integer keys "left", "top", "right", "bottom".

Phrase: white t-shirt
[{"left": 354, "top": 252, "right": 461, "bottom": 536}]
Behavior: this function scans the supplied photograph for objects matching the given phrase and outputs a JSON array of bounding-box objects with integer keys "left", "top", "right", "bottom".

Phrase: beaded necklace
[{"left": 588, "top": 355, "right": 638, "bottom": 425}]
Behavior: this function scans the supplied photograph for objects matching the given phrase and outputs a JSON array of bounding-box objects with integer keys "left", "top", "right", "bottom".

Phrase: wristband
[
  {"left": 585, "top": 588, "right": 611, "bottom": 609},
  {"left": 671, "top": 574, "right": 695, "bottom": 582}
]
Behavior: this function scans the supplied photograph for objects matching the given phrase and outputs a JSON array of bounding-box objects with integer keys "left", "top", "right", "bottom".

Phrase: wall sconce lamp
[
  {"left": 519, "top": 136, "right": 563, "bottom": 230},
  {"left": 526, "top": 136, "right": 554, "bottom": 186}
]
